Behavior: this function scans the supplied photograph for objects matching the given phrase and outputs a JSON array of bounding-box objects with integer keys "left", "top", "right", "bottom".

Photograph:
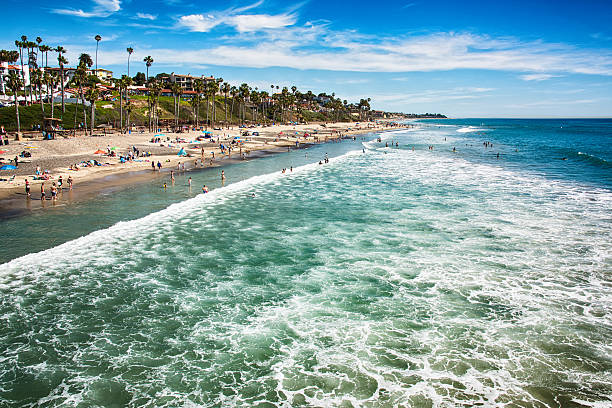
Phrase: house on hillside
[{"left": 160, "top": 73, "right": 216, "bottom": 92}]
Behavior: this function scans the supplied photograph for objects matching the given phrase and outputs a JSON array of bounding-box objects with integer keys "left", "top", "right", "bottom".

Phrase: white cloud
[
  {"left": 519, "top": 73, "right": 563, "bottom": 81},
  {"left": 136, "top": 13, "right": 157, "bottom": 20},
  {"left": 177, "top": 2, "right": 297, "bottom": 33},
  {"left": 178, "top": 12, "right": 296, "bottom": 33},
  {"left": 226, "top": 14, "right": 296, "bottom": 32},
  {"left": 53, "top": 0, "right": 121, "bottom": 18},
  {"left": 87, "top": 29, "right": 612, "bottom": 80}
]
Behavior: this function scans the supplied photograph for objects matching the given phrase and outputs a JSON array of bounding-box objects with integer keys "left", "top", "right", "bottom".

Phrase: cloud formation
[
  {"left": 136, "top": 13, "right": 157, "bottom": 20},
  {"left": 101, "top": 31, "right": 612, "bottom": 77},
  {"left": 53, "top": 0, "right": 121, "bottom": 18},
  {"left": 520, "top": 74, "right": 563, "bottom": 81},
  {"left": 178, "top": 12, "right": 296, "bottom": 33}
]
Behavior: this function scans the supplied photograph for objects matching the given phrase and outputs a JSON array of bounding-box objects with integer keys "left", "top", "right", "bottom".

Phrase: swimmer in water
[
  {"left": 188, "top": 177, "right": 192, "bottom": 187},
  {"left": 202, "top": 185, "right": 209, "bottom": 193}
]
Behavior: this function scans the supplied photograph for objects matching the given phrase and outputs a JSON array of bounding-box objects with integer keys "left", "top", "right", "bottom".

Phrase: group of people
[{"left": 26, "top": 175, "right": 73, "bottom": 200}]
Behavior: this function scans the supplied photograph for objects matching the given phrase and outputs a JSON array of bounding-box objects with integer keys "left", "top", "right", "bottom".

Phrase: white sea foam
[
  {"left": 457, "top": 126, "right": 489, "bottom": 133},
  {"left": 1, "top": 128, "right": 611, "bottom": 407}
]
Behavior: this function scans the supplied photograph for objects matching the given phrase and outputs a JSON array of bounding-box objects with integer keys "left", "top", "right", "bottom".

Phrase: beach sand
[{"left": 0, "top": 121, "right": 406, "bottom": 217}]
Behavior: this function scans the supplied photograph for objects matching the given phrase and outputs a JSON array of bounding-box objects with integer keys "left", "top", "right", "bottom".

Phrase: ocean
[{"left": 1, "top": 119, "right": 611, "bottom": 407}]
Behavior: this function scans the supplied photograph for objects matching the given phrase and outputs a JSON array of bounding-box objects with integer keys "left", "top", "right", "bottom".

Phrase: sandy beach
[{"left": 0, "top": 121, "right": 406, "bottom": 216}]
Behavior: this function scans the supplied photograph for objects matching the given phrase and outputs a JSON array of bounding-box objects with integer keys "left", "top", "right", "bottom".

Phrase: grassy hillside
[{"left": 0, "top": 95, "right": 355, "bottom": 132}]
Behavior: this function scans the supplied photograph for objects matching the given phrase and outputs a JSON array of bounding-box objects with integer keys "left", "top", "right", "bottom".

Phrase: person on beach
[
  {"left": 221, "top": 170, "right": 225, "bottom": 182},
  {"left": 40, "top": 183, "right": 46, "bottom": 200},
  {"left": 25, "top": 179, "right": 31, "bottom": 198},
  {"left": 171, "top": 171, "right": 175, "bottom": 183},
  {"left": 67, "top": 176, "right": 73, "bottom": 190},
  {"left": 58, "top": 176, "right": 63, "bottom": 190},
  {"left": 152, "top": 161, "right": 155, "bottom": 171},
  {"left": 202, "top": 185, "right": 209, "bottom": 193},
  {"left": 51, "top": 183, "right": 57, "bottom": 201},
  {"left": 188, "top": 177, "right": 192, "bottom": 187},
  {"left": 157, "top": 161, "right": 162, "bottom": 171}
]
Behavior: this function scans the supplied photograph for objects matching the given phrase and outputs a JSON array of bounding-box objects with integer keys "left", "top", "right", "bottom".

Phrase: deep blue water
[{"left": 417, "top": 118, "right": 612, "bottom": 189}]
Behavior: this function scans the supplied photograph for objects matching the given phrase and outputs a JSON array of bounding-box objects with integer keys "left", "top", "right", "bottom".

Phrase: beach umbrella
[
  {"left": 0, "top": 165, "right": 17, "bottom": 170},
  {"left": 94, "top": 149, "right": 106, "bottom": 154}
]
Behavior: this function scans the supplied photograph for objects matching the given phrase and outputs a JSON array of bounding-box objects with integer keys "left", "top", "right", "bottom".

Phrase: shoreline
[{"left": 0, "top": 122, "right": 408, "bottom": 219}]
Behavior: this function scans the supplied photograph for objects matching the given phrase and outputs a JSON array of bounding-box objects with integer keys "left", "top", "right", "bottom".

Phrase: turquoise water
[{"left": 1, "top": 120, "right": 611, "bottom": 406}]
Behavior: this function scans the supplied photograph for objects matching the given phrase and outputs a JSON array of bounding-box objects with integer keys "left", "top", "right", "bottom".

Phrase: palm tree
[
  {"left": 239, "top": 83, "right": 250, "bottom": 124},
  {"left": 221, "top": 81, "right": 230, "bottom": 124},
  {"left": 17, "top": 37, "right": 28, "bottom": 103},
  {"left": 0, "top": 50, "right": 19, "bottom": 95},
  {"left": 230, "top": 86, "right": 238, "bottom": 123},
  {"left": 193, "top": 79, "right": 205, "bottom": 128},
  {"left": 38, "top": 45, "right": 51, "bottom": 69},
  {"left": 123, "top": 75, "right": 133, "bottom": 132},
  {"left": 56, "top": 46, "right": 67, "bottom": 112},
  {"left": 71, "top": 65, "right": 87, "bottom": 131},
  {"left": 78, "top": 54, "right": 93, "bottom": 129},
  {"left": 143, "top": 56, "right": 153, "bottom": 82},
  {"left": 170, "top": 82, "right": 181, "bottom": 126},
  {"left": 44, "top": 70, "right": 55, "bottom": 119},
  {"left": 6, "top": 71, "right": 23, "bottom": 138},
  {"left": 25, "top": 41, "right": 38, "bottom": 104},
  {"left": 146, "top": 78, "right": 157, "bottom": 132},
  {"left": 85, "top": 84, "right": 99, "bottom": 136},
  {"left": 126, "top": 47, "right": 133, "bottom": 77},
  {"left": 95, "top": 35, "right": 101, "bottom": 72},
  {"left": 31, "top": 68, "right": 44, "bottom": 116},
  {"left": 36, "top": 37, "right": 42, "bottom": 67},
  {"left": 212, "top": 79, "right": 221, "bottom": 127},
  {"left": 116, "top": 76, "right": 125, "bottom": 132},
  {"left": 149, "top": 80, "right": 162, "bottom": 131}
]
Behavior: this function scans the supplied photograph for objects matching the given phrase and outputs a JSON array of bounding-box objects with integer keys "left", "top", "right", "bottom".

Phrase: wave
[
  {"left": 576, "top": 151, "right": 612, "bottom": 168},
  {"left": 456, "top": 126, "right": 488, "bottom": 133},
  {"left": 0, "top": 149, "right": 361, "bottom": 272}
]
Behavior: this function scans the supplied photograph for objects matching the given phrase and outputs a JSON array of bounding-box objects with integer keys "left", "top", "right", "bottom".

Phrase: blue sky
[{"left": 2, "top": 0, "right": 612, "bottom": 117}]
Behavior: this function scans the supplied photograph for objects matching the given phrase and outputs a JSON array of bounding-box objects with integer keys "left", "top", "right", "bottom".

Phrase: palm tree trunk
[
  {"left": 119, "top": 88, "right": 123, "bottom": 133},
  {"left": 60, "top": 66, "right": 65, "bottom": 113},
  {"left": 49, "top": 82, "right": 54, "bottom": 119},
  {"left": 82, "top": 87, "right": 87, "bottom": 131},
  {"left": 74, "top": 93, "right": 79, "bottom": 131},
  {"left": 40, "top": 86, "right": 44, "bottom": 116},
  {"left": 173, "top": 94, "right": 177, "bottom": 126},
  {"left": 206, "top": 95, "right": 209, "bottom": 127},
  {"left": 14, "top": 93, "right": 20, "bottom": 139},
  {"left": 91, "top": 97, "right": 95, "bottom": 136},
  {"left": 224, "top": 94, "right": 228, "bottom": 123}
]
